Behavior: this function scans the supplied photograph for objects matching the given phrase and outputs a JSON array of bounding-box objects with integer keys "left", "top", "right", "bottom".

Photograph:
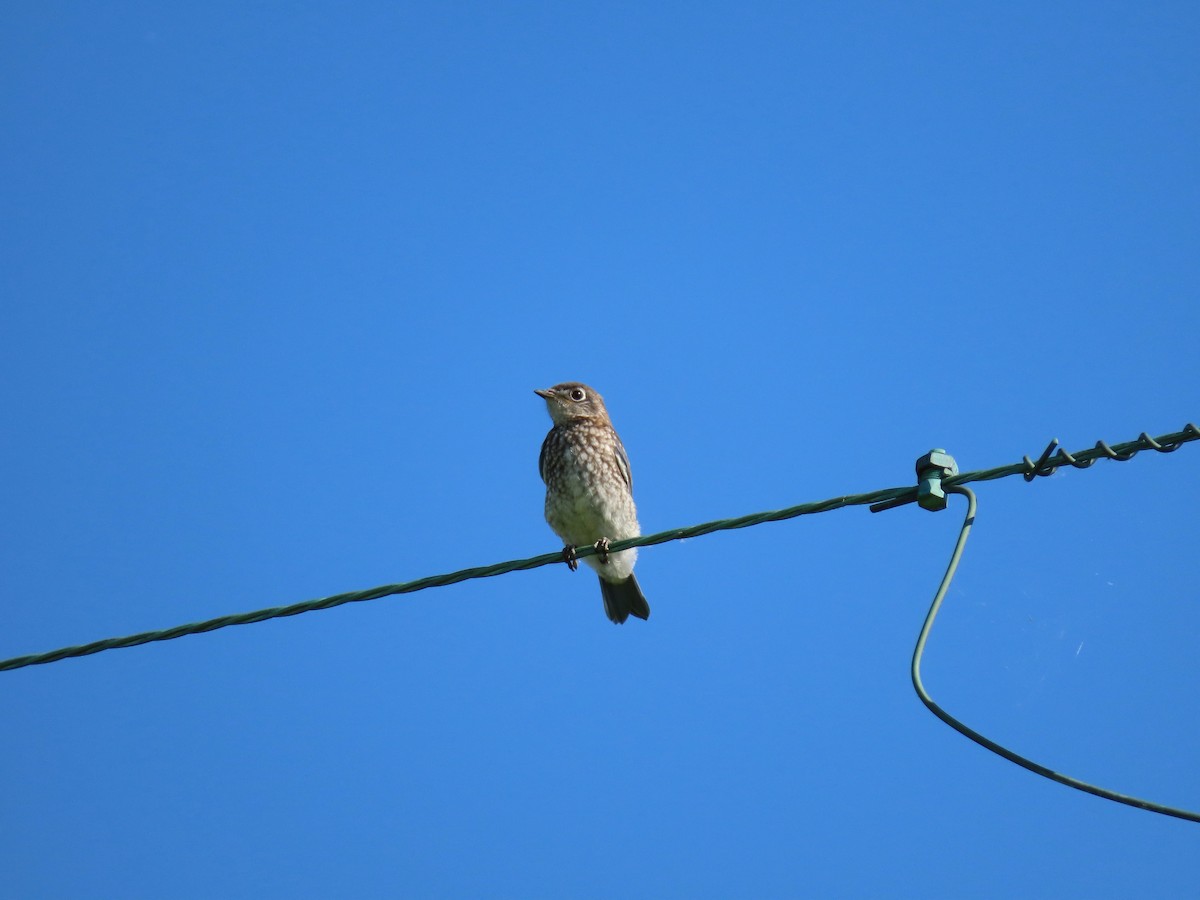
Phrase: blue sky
[{"left": 3, "top": 3, "right": 1198, "bottom": 897}]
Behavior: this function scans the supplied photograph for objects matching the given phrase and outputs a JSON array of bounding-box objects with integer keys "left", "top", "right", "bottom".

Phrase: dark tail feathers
[{"left": 598, "top": 574, "right": 650, "bottom": 624}]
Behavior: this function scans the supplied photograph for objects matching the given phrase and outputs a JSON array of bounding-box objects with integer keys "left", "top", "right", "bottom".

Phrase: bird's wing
[
  {"left": 538, "top": 432, "right": 552, "bottom": 484},
  {"left": 614, "top": 433, "right": 633, "bottom": 491}
]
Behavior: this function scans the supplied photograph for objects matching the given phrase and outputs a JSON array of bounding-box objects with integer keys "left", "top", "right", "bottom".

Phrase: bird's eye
[{"left": 569, "top": 388, "right": 586, "bottom": 402}]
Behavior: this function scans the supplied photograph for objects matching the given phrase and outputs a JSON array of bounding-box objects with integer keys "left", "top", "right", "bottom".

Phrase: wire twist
[{"left": 1020, "top": 424, "right": 1198, "bottom": 482}]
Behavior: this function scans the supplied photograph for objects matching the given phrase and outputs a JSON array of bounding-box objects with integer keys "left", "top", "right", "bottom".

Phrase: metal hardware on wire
[
  {"left": 874, "top": 450, "right": 1199, "bottom": 824},
  {"left": 1019, "top": 427, "right": 1198, "bottom": 483},
  {"left": 0, "top": 423, "right": 1196, "bottom": 675}
]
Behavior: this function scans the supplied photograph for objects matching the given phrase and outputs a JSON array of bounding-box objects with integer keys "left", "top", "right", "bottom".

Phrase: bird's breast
[{"left": 541, "top": 424, "right": 639, "bottom": 545}]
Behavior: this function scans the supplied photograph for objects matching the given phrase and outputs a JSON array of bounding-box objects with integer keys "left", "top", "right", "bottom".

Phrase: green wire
[
  {"left": 2, "top": 424, "right": 1197, "bottom": 823},
  {"left": 0, "top": 424, "right": 1195, "bottom": 675},
  {"left": 914, "top": 486, "right": 1200, "bottom": 824}
]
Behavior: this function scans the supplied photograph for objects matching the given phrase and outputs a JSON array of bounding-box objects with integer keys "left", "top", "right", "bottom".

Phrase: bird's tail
[{"left": 598, "top": 574, "right": 650, "bottom": 624}]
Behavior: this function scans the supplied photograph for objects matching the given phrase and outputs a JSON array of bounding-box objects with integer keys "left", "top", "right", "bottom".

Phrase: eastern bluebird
[{"left": 535, "top": 382, "right": 650, "bottom": 624}]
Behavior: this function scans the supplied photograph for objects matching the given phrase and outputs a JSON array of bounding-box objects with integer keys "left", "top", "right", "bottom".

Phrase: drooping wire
[
  {"left": 0, "top": 423, "right": 1196, "bottom": 674},
  {"left": 912, "top": 486, "right": 1199, "bottom": 824}
]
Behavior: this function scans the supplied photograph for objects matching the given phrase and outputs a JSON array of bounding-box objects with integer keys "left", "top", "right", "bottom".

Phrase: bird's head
[{"left": 535, "top": 382, "right": 610, "bottom": 425}]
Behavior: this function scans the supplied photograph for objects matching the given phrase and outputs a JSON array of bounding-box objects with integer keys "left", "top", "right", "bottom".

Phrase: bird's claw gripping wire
[
  {"left": 594, "top": 537, "right": 611, "bottom": 565},
  {"left": 561, "top": 545, "right": 579, "bottom": 572}
]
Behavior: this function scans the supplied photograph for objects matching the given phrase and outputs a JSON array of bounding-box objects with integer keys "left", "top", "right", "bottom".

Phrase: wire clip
[
  {"left": 916, "top": 449, "right": 959, "bottom": 511},
  {"left": 870, "top": 448, "right": 959, "bottom": 513}
]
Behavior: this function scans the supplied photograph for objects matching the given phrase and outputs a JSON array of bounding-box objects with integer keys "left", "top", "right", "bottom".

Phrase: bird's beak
[{"left": 534, "top": 389, "right": 554, "bottom": 400}]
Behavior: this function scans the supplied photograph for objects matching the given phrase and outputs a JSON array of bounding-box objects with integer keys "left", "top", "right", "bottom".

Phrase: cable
[
  {"left": 910, "top": 486, "right": 1200, "bottom": 824},
  {"left": 1, "top": 422, "right": 1195, "bottom": 674}
]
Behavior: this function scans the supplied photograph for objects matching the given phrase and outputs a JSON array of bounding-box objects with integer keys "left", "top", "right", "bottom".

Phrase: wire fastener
[{"left": 870, "top": 448, "right": 959, "bottom": 513}]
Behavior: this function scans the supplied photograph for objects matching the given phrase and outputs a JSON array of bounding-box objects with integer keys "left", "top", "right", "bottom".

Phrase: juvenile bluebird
[{"left": 535, "top": 382, "right": 650, "bottom": 624}]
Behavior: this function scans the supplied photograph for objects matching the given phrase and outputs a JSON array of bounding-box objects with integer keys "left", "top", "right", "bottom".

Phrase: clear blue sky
[{"left": 3, "top": 4, "right": 1198, "bottom": 897}]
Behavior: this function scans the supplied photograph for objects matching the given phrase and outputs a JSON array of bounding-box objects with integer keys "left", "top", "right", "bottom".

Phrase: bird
[{"left": 535, "top": 382, "right": 650, "bottom": 624}]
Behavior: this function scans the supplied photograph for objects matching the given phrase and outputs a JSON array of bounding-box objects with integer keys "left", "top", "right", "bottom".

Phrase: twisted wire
[{"left": 1, "top": 423, "right": 1195, "bottom": 674}]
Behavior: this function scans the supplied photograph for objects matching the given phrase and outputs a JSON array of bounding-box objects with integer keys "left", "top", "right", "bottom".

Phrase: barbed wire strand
[
  {"left": 911, "top": 485, "right": 1199, "bottom": 824},
  {"left": 1, "top": 423, "right": 1195, "bottom": 676}
]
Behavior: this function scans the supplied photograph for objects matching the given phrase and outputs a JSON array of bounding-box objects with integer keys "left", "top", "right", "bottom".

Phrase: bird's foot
[
  {"left": 594, "top": 537, "right": 611, "bottom": 565},
  {"left": 561, "top": 545, "right": 579, "bottom": 572}
]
